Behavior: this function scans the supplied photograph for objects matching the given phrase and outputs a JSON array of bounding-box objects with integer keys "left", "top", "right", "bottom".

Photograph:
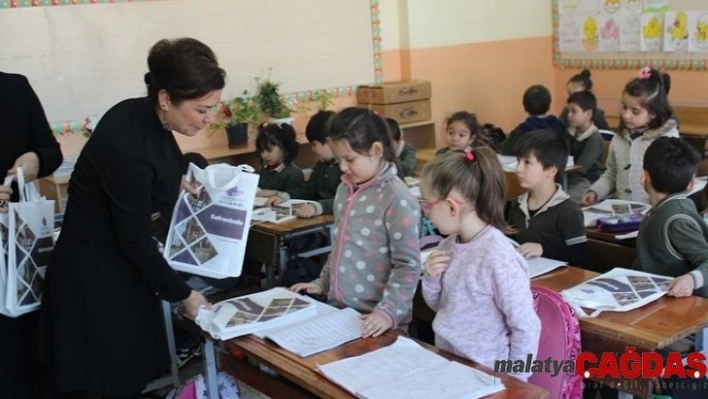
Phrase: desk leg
[
  {"left": 202, "top": 338, "right": 219, "bottom": 399},
  {"left": 617, "top": 392, "right": 632, "bottom": 399},
  {"left": 562, "top": 174, "right": 568, "bottom": 192}
]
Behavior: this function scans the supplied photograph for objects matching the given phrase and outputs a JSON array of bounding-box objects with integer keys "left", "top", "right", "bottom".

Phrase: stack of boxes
[{"left": 357, "top": 80, "right": 432, "bottom": 124}]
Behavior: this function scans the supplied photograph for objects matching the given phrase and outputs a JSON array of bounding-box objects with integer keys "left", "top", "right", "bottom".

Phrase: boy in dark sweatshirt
[
  {"left": 635, "top": 137, "right": 708, "bottom": 298},
  {"left": 269, "top": 110, "right": 342, "bottom": 217},
  {"left": 501, "top": 85, "right": 566, "bottom": 155}
]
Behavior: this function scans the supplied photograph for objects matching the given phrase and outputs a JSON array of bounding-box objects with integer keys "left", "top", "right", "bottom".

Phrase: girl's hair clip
[
  {"left": 465, "top": 150, "right": 475, "bottom": 162},
  {"left": 639, "top": 66, "right": 652, "bottom": 80}
]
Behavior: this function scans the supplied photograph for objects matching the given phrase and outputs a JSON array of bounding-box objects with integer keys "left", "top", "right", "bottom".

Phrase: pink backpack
[{"left": 529, "top": 286, "right": 583, "bottom": 399}]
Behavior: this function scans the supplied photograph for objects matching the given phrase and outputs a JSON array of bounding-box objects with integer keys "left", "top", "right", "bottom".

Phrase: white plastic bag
[
  {"left": 3, "top": 168, "right": 55, "bottom": 317},
  {"left": 164, "top": 163, "right": 259, "bottom": 279}
]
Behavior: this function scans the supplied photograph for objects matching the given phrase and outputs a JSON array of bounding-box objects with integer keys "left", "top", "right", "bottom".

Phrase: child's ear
[
  {"left": 640, "top": 169, "right": 649, "bottom": 187},
  {"left": 370, "top": 142, "right": 384, "bottom": 158},
  {"left": 544, "top": 165, "right": 559, "bottom": 180}
]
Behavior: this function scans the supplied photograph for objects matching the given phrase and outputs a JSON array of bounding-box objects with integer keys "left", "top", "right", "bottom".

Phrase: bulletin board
[
  {"left": 0, "top": 0, "right": 383, "bottom": 134},
  {"left": 553, "top": 0, "right": 708, "bottom": 70}
]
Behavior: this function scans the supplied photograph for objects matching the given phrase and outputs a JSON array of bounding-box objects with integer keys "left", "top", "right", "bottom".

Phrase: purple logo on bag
[
  {"left": 226, "top": 185, "right": 245, "bottom": 197},
  {"left": 196, "top": 206, "right": 247, "bottom": 239}
]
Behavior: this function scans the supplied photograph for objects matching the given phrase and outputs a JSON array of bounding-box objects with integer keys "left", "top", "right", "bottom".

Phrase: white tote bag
[
  {"left": 164, "top": 163, "right": 259, "bottom": 279},
  {"left": 4, "top": 168, "right": 55, "bottom": 317},
  {"left": 0, "top": 175, "right": 13, "bottom": 315}
]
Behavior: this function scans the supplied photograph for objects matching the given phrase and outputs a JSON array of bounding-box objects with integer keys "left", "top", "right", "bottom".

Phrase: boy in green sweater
[
  {"left": 635, "top": 137, "right": 708, "bottom": 298},
  {"left": 269, "top": 111, "right": 342, "bottom": 217}
]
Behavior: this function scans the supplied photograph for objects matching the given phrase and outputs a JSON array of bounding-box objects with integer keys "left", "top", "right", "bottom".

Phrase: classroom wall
[{"left": 379, "top": 0, "right": 555, "bottom": 147}]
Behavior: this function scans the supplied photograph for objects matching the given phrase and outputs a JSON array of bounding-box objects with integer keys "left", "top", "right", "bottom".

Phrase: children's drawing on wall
[
  {"left": 559, "top": 16, "right": 581, "bottom": 51},
  {"left": 599, "top": 16, "right": 620, "bottom": 51},
  {"left": 641, "top": 13, "right": 662, "bottom": 51},
  {"left": 665, "top": 11, "right": 689, "bottom": 52},
  {"left": 689, "top": 12, "right": 708, "bottom": 52},
  {"left": 622, "top": 0, "right": 642, "bottom": 14},
  {"left": 559, "top": 0, "right": 580, "bottom": 15},
  {"left": 620, "top": 12, "right": 641, "bottom": 51},
  {"left": 582, "top": 16, "right": 600, "bottom": 51},
  {"left": 603, "top": 0, "right": 620, "bottom": 14},
  {"left": 642, "top": 0, "right": 668, "bottom": 13},
  {"left": 580, "top": 0, "right": 600, "bottom": 15}
]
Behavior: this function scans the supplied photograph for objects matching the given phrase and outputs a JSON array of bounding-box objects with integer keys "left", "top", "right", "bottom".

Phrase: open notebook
[{"left": 318, "top": 336, "right": 505, "bottom": 399}]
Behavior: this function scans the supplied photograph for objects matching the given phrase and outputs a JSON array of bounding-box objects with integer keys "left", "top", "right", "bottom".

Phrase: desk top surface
[
  {"left": 227, "top": 332, "right": 548, "bottom": 399},
  {"left": 250, "top": 214, "right": 335, "bottom": 235},
  {"left": 532, "top": 266, "right": 708, "bottom": 349}
]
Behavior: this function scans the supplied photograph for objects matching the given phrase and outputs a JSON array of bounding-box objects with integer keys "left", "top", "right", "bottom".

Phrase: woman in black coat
[
  {"left": 0, "top": 72, "right": 63, "bottom": 399},
  {"left": 39, "top": 38, "right": 224, "bottom": 398}
]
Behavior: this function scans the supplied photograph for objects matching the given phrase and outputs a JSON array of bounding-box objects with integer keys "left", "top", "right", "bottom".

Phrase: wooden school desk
[
  {"left": 219, "top": 331, "right": 549, "bottom": 399},
  {"left": 585, "top": 227, "right": 637, "bottom": 273},
  {"left": 533, "top": 266, "right": 708, "bottom": 398},
  {"left": 246, "top": 215, "right": 335, "bottom": 287}
]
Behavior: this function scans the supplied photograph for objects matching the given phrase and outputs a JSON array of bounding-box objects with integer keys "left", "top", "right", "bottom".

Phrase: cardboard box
[
  {"left": 361, "top": 99, "right": 431, "bottom": 124},
  {"left": 357, "top": 80, "right": 431, "bottom": 105}
]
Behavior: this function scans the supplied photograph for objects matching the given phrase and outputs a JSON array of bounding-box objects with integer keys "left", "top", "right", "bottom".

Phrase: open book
[
  {"left": 195, "top": 288, "right": 318, "bottom": 340},
  {"left": 318, "top": 336, "right": 505, "bottom": 399},
  {"left": 560, "top": 267, "right": 672, "bottom": 317},
  {"left": 251, "top": 199, "right": 318, "bottom": 224}
]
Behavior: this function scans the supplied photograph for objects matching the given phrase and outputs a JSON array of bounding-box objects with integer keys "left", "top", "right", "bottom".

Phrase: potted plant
[
  {"left": 254, "top": 72, "right": 293, "bottom": 124},
  {"left": 212, "top": 90, "right": 261, "bottom": 147}
]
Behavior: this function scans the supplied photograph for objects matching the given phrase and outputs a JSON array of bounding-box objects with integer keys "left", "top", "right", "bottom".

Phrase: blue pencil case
[{"left": 596, "top": 213, "right": 644, "bottom": 233}]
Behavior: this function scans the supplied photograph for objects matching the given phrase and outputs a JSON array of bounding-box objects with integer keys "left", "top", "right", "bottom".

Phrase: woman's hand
[
  {"left": 8, "top": 152, "right": 40, "bottom": 182},
  {"left": 181, "top": 176, "right": 199, "bottom": 196},
  {"left": 182, "top": 290, "right": 210, "bottom": 318}
]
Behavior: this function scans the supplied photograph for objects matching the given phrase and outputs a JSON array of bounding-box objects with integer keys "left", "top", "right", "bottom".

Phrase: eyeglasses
[
  {"left": 418, "top": 198, "right": 444, "bottom": 213},
  {"left": 418, "top": 197, "right": 464, "bottom": 213}
]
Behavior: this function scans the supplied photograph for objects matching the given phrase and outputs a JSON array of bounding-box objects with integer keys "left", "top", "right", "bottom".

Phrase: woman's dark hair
[
  {"left": 421, "top": 147, "right": 513, "bottom": 234},
  {"left": 255, "top": 123, "right": 299, "bottom": 165},
  {"left": 144, "top": 38, "right": 226, "bottom": 106},
  {"left": 568, "top": 69, "right": 593, "bottom": 91},
  {"left": 621, "top": 68, "right": 673, "bottom": 131},
  {"left": 328, "top": 107, "right": 403, "bottom": 179}
]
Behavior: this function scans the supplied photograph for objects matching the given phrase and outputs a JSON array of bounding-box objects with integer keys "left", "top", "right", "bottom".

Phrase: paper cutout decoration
[
  {"left": 583, "top": 16, "right": 600, "bottom": 51},
  {"left": 559, "top": 16, "right": 581, "bottom": 52},
  {"left": 600, "top": 16, "right": 621, "bottom": 51},
  {"left": 689, "top": 12, "right": 708, "bottom": 53},
  {"left": 643, "top": 0, "right": 668, "bottom": 13},
  {"left": 559, "top": 0, "right": 580, "bottom": 15},
  {"left": 641, "top": 13, "right": 663, "bottom": 52},
  {"left": 621, "top": 11, "right": 642, "bottom": 51},
  {"left": 622, "top": 0, "right": 642, "bottom": 14},
  {"left": 580, "top": 0, "right": 600, "bottom": 15},
  {"left": 665, "top": 11, "right": 689, "bottom": 52},
  {"left": 603, "top": 0, "right": 621, "bottom": 14}
]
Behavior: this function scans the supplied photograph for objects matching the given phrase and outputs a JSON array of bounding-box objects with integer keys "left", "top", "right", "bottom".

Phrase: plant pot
[{"left": 226, "top": 123, "right": 249, "bottom": 147}]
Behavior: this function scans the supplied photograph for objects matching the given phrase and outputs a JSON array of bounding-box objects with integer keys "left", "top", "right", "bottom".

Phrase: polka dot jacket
[{"left": 313, "top": 162, "right": 422, "bottom": 328}]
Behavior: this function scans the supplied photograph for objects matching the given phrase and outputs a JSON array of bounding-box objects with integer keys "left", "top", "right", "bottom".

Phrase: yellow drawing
[
  {"left": 582, "top": 17, "right": 599, "bottom": 50},
  {"left": 643, "top": 16, "right": 661, "bottom": 39},
  {"left": 697, "top": 21, "right": 708, "bottom": 42},
  {"left": 669, "top": 12, "right": 689, "bottom": 41}
]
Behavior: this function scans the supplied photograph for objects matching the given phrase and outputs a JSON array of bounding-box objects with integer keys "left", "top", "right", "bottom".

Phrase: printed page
[
  {"left": 317, "top": 337, "right": 449, "bottom": 396},
  {"left": 561, "top": 268, "right": 671, "bottom": 313},
  {"left": 265, "top": 307, "right": 363, "bottom": 357},
  {"left": 527, "top": 257, "right": 568, "bottom": 278},
  {"left": 358, "top": 360, "right": 504, "bottom": 399}
]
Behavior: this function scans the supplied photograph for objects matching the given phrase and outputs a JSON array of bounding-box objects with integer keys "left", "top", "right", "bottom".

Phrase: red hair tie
[{"left": 465, "top": 150, "right": 475, "bottom": 162}]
